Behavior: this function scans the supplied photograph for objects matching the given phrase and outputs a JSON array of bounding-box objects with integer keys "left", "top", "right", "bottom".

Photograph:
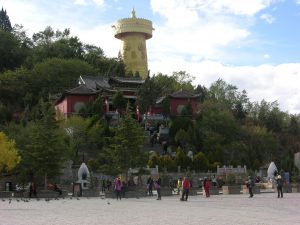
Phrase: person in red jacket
[
  {"left": 203, "top": 178, "right": 211, "bottom": 197},
  {"left": 180, "top": 177, "right": 190, "bottom": 201}
]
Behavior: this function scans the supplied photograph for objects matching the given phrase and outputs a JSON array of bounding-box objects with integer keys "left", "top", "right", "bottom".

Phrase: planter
[
  {"left": 159, "top": 187, "right": 173, "bottom": 196},
  {"left": 210, "top": 186, "right": 220, "bottom": 195},
  {"left": 241, "top": 185, "right": 260, "bottom": 194},
  {"left": 291, "top": 184, "right": 300, "bottom": 193},
  {"left": 105, "top": 186, "right": 148, "bottom": 199},
  {"left": 189, "top": 188, "right": 198, "bottom": 196},
  {"left": 222, "top": 185, "right": 241, "bottom": 195}
]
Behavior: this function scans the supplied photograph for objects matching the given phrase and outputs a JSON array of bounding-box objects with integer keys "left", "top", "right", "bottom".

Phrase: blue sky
[{"left": 1, "top": 0, "right": 300, "bottom": 113}]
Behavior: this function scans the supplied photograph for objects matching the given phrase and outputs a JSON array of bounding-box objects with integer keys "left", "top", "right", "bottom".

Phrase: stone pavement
[{"left": 0, "top": 193, "right": 299, "bottom": 225}]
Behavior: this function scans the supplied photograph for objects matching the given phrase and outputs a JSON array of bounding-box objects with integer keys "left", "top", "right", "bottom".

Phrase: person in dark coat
[
  {"left": 155, "top": 177, "right": 161, "bottom": 200},
  {"left": 29, "top": 182, "right": 37, "bottom": 198},
  {"left": 247, "top": 176, "right": 254, "bottom": 198},
  {"left": 276, "top": 175, "right": 283, "bottom": 198},
  {"left": 147, "top": 176, "right": 154, "bottom": 196}
]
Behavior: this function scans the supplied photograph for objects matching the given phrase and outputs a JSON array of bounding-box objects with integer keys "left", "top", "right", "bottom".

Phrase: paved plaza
[{"left": 1, "top": 193, "right": 300, "bottom": 225}]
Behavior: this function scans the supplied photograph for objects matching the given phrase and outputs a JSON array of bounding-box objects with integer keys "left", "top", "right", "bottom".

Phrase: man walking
[
  {"left": 180, "top": 177, "right": 190, "bottom": 201},
  {"left": 247, "top": 176, "right": 254, "bottom": 198}
]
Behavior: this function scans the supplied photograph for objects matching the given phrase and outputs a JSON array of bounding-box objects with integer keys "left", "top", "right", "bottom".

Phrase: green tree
[
  {"left": 161, "top": 155, "right": 177, "bottom": 172},
  {"left": 79, "top": 96, "right": 104, "bottom": 119},
  {"left": 174, "top": 128, "right": 190, "bottom": 151},
  {"left": 21, "top": 99, "right": 67, "bottom": 188},
  {"left": 175, "top": 146, "right": 191, "bottom": 170},
  {"left": 0, "top": 8, "right": 12, "bottom": 32},
  {"left": 0, "top": 132, "right": 21, "bottom": 173},
  {"left": 193, "top": 152, "right": 209, "bottom": 172},
  {"left": 112, "top": 90, "right": 127, "bottom": 116},
  {"left": 137, "top": 75, "right": 156, "bottom": 115},
  {"left": 0, "top": 30, "right": 27, "bottom": 72},
  {"left": 100, "top": 110, "right": 145, "bottom": 176}
]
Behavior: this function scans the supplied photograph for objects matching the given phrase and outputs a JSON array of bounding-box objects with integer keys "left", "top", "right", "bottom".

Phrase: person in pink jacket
[{"left": 114, "top": 177, "right": 123, "bottom": 200}]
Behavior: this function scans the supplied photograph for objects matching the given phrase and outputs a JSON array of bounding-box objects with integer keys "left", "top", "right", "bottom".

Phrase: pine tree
[
  {"left": 0, "top": 8, "right": 12, "bottom": 32},
  {"left": 98, "top": 109, "right": 145, "bottom": 177},
  {"left": 22, "top": 99, "right": 67, "bottom": 188}
]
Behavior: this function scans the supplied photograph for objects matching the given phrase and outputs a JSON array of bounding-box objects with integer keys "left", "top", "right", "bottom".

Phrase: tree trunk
[{"left": 44, "top": 173, "right": 48, "bottom": 190}]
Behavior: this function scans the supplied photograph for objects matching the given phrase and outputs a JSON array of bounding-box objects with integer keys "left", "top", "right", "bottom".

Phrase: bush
[{"left": 225, "top": 174, "right": 236, "bottom": 185}]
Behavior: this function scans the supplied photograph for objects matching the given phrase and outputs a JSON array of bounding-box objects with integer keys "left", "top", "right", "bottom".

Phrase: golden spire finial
[{"left": 131, "top": 7, "right": 136, "bottom": 18}]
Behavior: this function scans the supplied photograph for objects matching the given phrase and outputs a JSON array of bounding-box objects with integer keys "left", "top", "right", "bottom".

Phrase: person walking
[
  {"left": 147, "top": 176, "right": 154, "bottom": 196},
  {"left": 180, "top": 177, "right": 190, "bottom": 201},
  {"left": 29, "top": 182, "right": 37, "bottom": 198},
  {"left": 276, "top": 175, "right": 283, "bottom": 198},
  {"left": 247, "top": 176, "right": 254, "bottom": 198},
  {"left": 114, "top": 177, "right": 122, "bottom": 200},
  {"left": 101, "top": 179, "right": 106, "bottom": 193},
  {"left": 177, "top": 177, "right": 182, "bottom": 195},
  {"left": 155, "top": 177, "right": 161, "bottom": 200},
  {"left": 203, "top": 178, "right": 211, "bottom": 198}
]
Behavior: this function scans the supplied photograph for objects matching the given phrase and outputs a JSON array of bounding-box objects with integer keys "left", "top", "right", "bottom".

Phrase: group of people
[
  {"left": 114, "top": 173, "right": 286, "bottom": 201},
  {"left": 147, "top": 176, "right": 161, "bottom": 200},
  {"left": 246, "top": 173, "right": 284, "bottom": 198}
]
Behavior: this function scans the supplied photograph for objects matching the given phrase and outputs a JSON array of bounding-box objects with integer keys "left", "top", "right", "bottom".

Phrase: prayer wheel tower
[{"left": 112, "top": 9, "right": 153, "bottom": 79}]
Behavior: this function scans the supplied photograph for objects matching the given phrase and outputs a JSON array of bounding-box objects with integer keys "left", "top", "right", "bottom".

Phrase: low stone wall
[
  {"left": 210, "top": 187, "right": 220, "bottom": 195},
  {"left": 160, "top": 187, "right": 173, "bottom": 196},
  {"left": 82, "top": 189, "right": 100, "bottom": 197},
  {"left": 105, "top": 186, "right": 148, "bottom": 199},
  {"left": 222, "top": 185, "right": 241, "bottom": 195},
  {"left": 0, "top": 190, "right": 60, "bottom": 198},
  {"left": 189, "top": 188, "right": 198, "bottom": 196},
  {"left": 291, "top": 185, "right": 300, "bottom": 193},
  {"left": 241, "top": 185, "right": 260, "bottom": 194},
  {"left": 0, "top": 191, "right": 13, "bottom": 198}
]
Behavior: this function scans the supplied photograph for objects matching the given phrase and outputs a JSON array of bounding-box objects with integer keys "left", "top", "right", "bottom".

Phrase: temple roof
[
  {"left": 55, "top": 84, "right": 97, "bottom": 105},
  {"left": 79, "top": 75, "right": 110, "bottom": 90},
  {"left": 65, "top": 85, "right": 97, "bottom": 95},
  {"left": 110, "top": 76, "right": 144, "bottom": 84},
  {"left": 79, "top": 75, "right": 144, "bottom": 90},
  {"left": 169, "top": 90, "right": 200, "bottom": 99},
  {"left": 155, "top": 91, "right": 200, "bottom": 104}
]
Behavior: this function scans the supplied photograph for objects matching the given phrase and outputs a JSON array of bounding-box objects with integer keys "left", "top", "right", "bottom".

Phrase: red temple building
[
  {"left": 55, "top": 75, "right": 144, "bottom": 118},
  {"left": 150, "top": 90, "right": 200, "bottom": 118}
]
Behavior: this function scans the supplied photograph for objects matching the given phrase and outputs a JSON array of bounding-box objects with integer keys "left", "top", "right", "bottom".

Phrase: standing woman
[
  {"left": 276, "top": 175, "right": 283, "bottom": 198},
  {"left": 203, "top": 178, "right": 211, "bottom": 198},
  {"left": 114, "top": 177, "right": 122, "bottom": 200},
  {"left": 155, "top": 176, "right": 161, "bottom": 200}
]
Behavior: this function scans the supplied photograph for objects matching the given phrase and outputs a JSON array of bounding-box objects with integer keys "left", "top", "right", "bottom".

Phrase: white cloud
[
  {"left": 74, "top": 0, "right": 104, "bottom": 7},
  {"left": 149, "top": 58, "right": 300, "bottom": 113},
  {"left": 73, "top": 24, "right": 119, "bottom": 56},
  {"left": 296, "top": 0, "right": 300, "bottom": 5},
  {"left": 261, "top": 13, "right": 275, "bottom": 24},
  {"left": 264, "top": 54, "right": 270, "bottom": 59},
  {"left": 74, "top": 0, "right": 88, "bottom": 5},
  {"left": 151, "top": 0, "right": 274, "bottom": 18},
  {"left": 92, "top": 0, "right": 104, "bottom": 7}
]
